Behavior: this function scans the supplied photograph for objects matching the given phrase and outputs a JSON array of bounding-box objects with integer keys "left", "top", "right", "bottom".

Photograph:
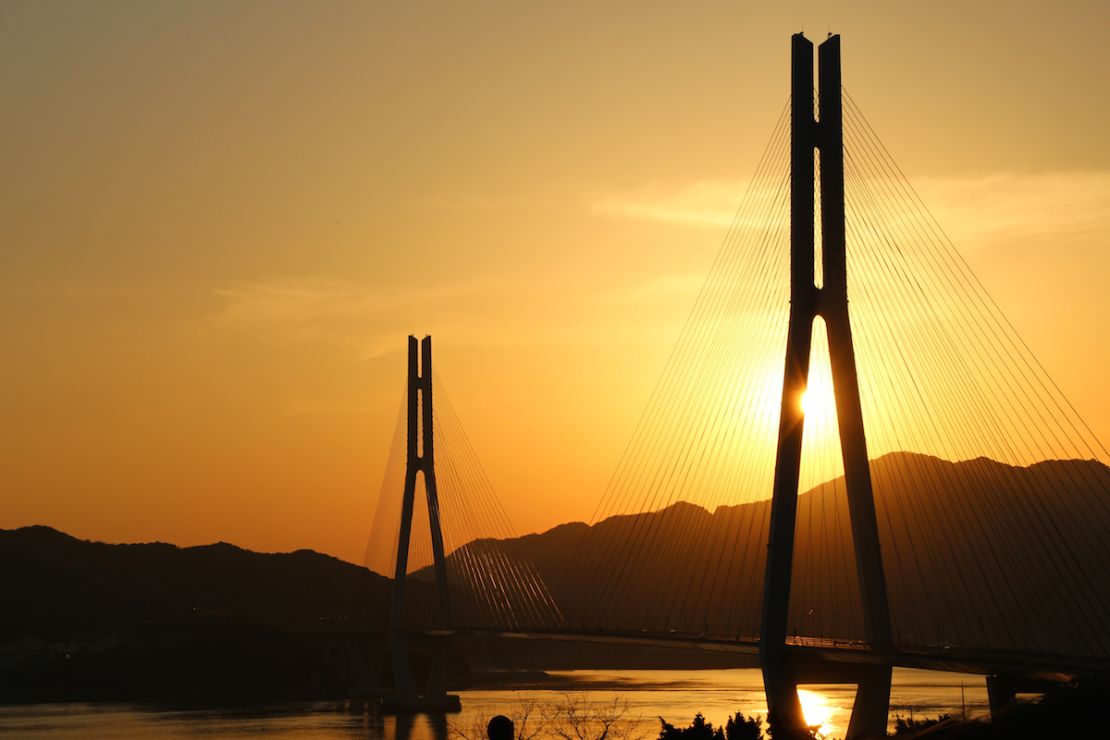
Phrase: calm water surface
[{"left": 0, "top": 668, "right": 989, "bottom": 740}]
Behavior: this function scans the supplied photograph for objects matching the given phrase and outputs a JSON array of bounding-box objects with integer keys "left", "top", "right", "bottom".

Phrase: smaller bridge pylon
[{"left": 383, "top": 334, "right": 460, "bottom": 713}]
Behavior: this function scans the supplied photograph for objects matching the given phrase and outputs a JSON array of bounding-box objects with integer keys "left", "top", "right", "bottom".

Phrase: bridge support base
[
  {"left": 424, "top": 636, "right": 452, "bottom": 699},
  {"left": 986, "top": 673, "right": 1069, "bottom": 719},
  {"left": 763, "top": 655, "right": 891, "bottom": 740},
  {"left": 383, "top": 633, "right": 460, "bottom": 714},
  {"left": 986, "top": 674, "right": 1017, "bottom": 717}
]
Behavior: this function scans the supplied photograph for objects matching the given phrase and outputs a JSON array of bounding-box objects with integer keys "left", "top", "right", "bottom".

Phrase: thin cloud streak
[
  {"left": 211, "top": 278, "right": 485, "bottom": 360},
  {"left": 595, "top": 171, "right": 1110, "bottom": 251},
  {"left": 912, "top": 171, "right": 1110, "bottom": 248},
  {"left": 210, "top": 275, "right": 625, "bottom": 359},
  {"left": 592, "top": 178, "right": 783, "bottom": 229},
  {"left": 214, "top": 279, "right": 390, "bottom": 340}
]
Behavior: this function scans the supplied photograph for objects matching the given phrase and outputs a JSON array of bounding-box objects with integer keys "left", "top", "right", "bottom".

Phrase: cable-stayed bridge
[{"left": 362, "top": 34, "right": 1110, "bottom": 738}]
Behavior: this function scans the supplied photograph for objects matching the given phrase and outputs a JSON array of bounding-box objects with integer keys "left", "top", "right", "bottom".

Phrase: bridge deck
[{"left": 412, "top": 628, "right": 1103, "bottom": 681}]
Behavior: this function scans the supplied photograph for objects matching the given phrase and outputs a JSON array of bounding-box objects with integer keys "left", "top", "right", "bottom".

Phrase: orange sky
[{"left": 3, "top": 1, "right": 1109, "bottom": 564}]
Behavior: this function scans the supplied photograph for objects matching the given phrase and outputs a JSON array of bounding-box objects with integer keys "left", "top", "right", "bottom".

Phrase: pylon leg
[
  {"left": 388, "top": 631, "right": 416, "bottom": 701},
  {"left": 424, "top": 637, "right": 451, "bottom": 698},
  {"left": 846, "top": 665, "right": 891, "bottom": 739},
  {"left": 761, "top": 660, "right": 809, "bottom": 740},
  {"left": 395, "top": 712, "right": 415, "bottom": 740}
]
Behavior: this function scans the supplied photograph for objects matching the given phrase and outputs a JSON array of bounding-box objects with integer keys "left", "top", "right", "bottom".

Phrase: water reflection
[
  {"left": 0, "top": 668, "right": 988, "bottom": 740},
  {"left": 796, "top": 689, "right": 834, "bottom": 735},
  {"left": 395, "top": 712, "right": 448, "bottom": 740}
]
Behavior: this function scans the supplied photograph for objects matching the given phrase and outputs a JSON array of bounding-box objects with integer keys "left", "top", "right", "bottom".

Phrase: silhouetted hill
[
  {"left": 450, "top": 452, "right": 1110, "bottom": 658},
  {"left": 7, "top": 452, "right": 1110, "bottom": 660},
  {"left": 0, "top": 526, "right": 392, "bottom": 641}
]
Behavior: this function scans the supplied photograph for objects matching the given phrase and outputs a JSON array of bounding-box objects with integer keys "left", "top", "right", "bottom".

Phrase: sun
[
  {"left": 799, "top": 372, "right": 837, "bottom": 421},
  {"left": 799, "top": 389, "right": 814, "bottom": 415}
]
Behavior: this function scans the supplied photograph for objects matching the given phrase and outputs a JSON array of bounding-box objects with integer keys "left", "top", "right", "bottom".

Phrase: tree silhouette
[
  {"left": 892, "top": 714, "right": 950, "bottom": 735},
  {"left": 725, "top": 713, "right": 763, "bottom": 740},
  {"left": 658, "top": 712, "right": 723, "bottom": 740},
  {"left": 659, "top": 711, "right": 764, "bottom": 740}
]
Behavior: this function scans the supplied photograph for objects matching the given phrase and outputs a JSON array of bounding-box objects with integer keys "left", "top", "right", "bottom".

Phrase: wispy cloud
[
  {"left": 214, "top": 279, "right": 389, "bottom": 341},
  {"left": 211, "top": 278, "right": 481, "bottom": 361},
  {"left": 909, "top": 171, "right": 1110, "bottom": 249},
  {"left": 208, "top": 274, "right": 594, "bottom": 361},
  {"left": 593, "top": 171, "right": 1110, "bottom": 251},
  {"left": 592, "top": 178, "right": 786, "bottom": 229}
]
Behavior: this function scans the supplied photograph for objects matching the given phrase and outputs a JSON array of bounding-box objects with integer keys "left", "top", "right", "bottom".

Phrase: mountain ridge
[
  {"left": 434, "top": 451, "right": 1110, "bottom": 659},
  {"left": 5, "top": 451, "right": 1110, "bottom": 659}
]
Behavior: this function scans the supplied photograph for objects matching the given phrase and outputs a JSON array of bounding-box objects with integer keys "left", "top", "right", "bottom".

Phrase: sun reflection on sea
[{"left": 797, "top": 688, "right": 838, "bottom": 738}]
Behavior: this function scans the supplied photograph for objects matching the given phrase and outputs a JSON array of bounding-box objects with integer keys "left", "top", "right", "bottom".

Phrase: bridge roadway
[{"left": 412, "top": 627, "right": 1105, "bottom": 683}]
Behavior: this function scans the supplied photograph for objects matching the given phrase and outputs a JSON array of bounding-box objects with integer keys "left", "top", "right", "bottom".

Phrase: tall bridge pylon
[
  {"left": 385, "top": 335, "right": 459, "bottom": 712},
  {"left": 759, "top": 33, "right": 894, "bottom": 740}
]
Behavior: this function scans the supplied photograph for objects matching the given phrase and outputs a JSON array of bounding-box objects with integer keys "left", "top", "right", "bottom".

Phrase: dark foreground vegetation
[
  {"left": 659, "top": 711, "right": 763, "bottom": 740},
  {"left": 656, "top": 680, "right": 1110, "bottom": 739},
  {"left": 898, "top": 681, "right": 1109, "bottom": 739}
]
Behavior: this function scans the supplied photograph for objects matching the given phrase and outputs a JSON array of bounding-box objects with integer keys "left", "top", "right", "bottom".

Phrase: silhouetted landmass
[
  {"left": 442, "top": 452, "right": 1110, "bottom": 658},
  {"left": 0, "top": 528, "right": 728, "bottom": 703},
  {"left": 14, "top": 453, "right": 1108, "bottom": 655},
  {"left": 5, "top": 452, "right": 1109, "bottom": 704},
  {"left": 0, "top": 525, "right": 391, "bottom": 641},
  {"left": 0, "top": 527, "right": 407, "bottom": 703}
]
